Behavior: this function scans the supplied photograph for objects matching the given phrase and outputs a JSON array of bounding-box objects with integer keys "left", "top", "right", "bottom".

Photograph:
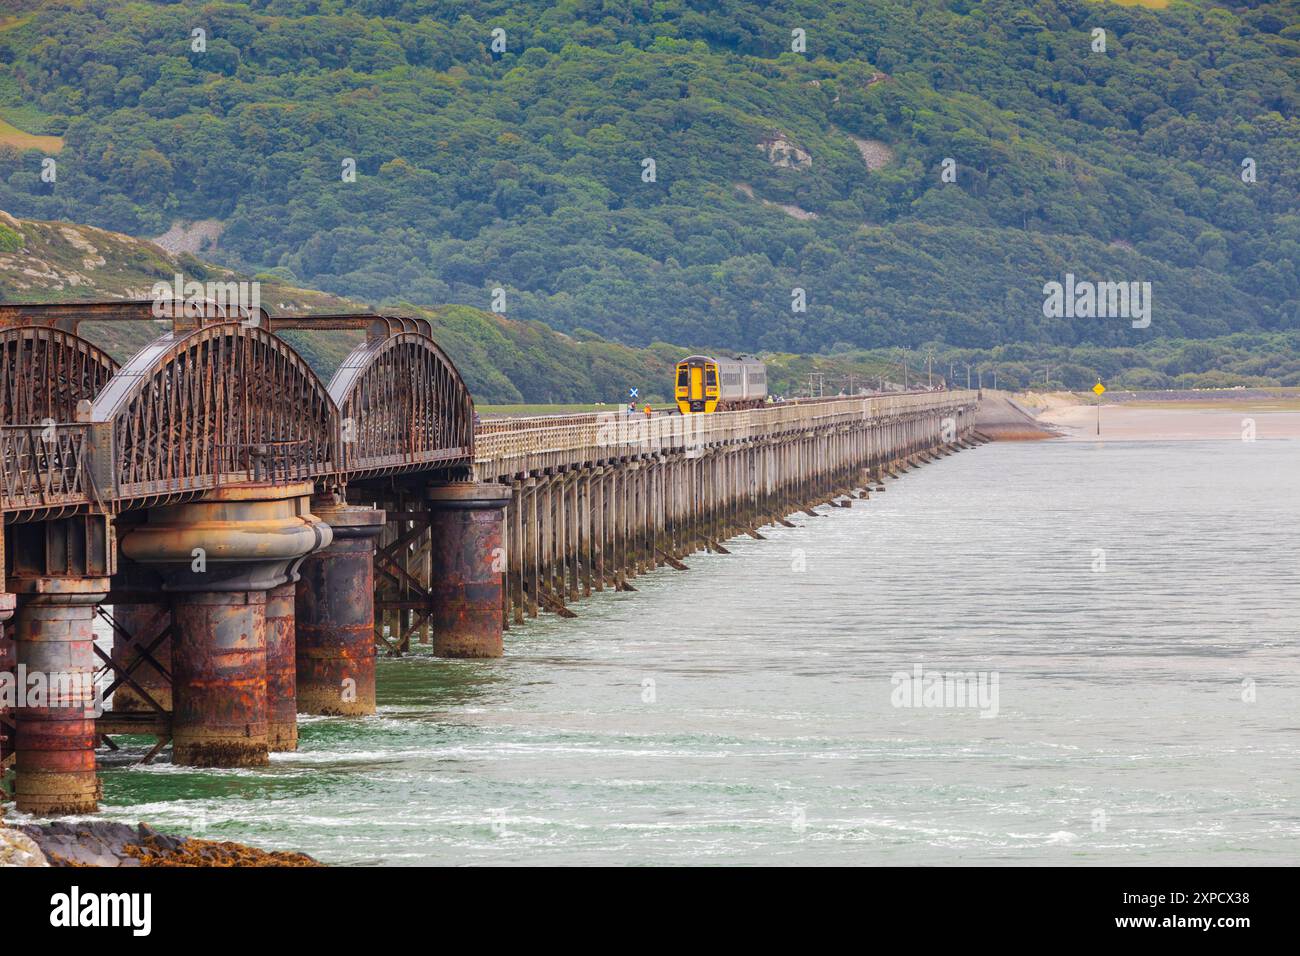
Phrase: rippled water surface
[{"left": 91, "top": 440, "right": 1298, "bottom": 865}]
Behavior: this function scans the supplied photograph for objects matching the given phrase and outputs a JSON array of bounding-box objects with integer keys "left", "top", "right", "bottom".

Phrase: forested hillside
[
  {"left": 0, "top": 0, "right": 1297, "bottom": 356},
  {"left": 0, "top": 207, "right": 698, "bottom": 402}
]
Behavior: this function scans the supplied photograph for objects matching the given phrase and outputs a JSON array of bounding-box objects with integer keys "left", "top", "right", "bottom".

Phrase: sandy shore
[{"left": 1034, "top": 398, "right": 1300, "bottom": 441}]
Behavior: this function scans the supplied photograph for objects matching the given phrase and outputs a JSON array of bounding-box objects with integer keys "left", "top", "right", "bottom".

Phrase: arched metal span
[
  {"left": 329, "top": 331, "right": 475, "bottom": 477},
  {"left": 92, "top": 322, "right": 337, "bottom": 500},
  {"left": 1, "top": 307, "right": 479, "bottom": 514},
  {"left": 0, "top": 326, "right": 119, "bottom": 424}
]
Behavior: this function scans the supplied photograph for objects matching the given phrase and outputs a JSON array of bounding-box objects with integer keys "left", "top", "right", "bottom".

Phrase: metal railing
[
  {"left": 0, "top": 423, "right": 93, "bottom": 510},
  {"left": 2, "top": 393, "right": 977, "bottom": 514},
  {"left": 473, "top": 391, "right": 978, "bottom": 464}
]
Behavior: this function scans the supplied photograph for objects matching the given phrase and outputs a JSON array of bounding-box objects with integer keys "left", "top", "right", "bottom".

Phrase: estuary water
[{"left": 91, "top": 439, "right": 1299, "bottom": 865}]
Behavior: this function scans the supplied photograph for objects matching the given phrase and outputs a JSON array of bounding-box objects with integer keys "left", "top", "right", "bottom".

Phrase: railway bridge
[{"left": 0, "top": 301, "right": 980, "bottom": 815}]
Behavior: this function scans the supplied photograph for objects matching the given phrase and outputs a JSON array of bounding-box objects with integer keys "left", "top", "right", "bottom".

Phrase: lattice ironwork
[
  {"left": 0, "top": 326, "right": 118, "bottom": 425},
  {"left": 91, "top": 322, "right": 336, "bottom": 500},
  {"left": 330, "top": 332, "right": 474, "bottom": 476},
  {"left": 0, "top": 424, "right": 92, "bottom": 511}
]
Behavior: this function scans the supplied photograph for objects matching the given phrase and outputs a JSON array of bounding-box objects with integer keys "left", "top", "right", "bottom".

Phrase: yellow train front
[{"left": 675, "top": 355, "right": 767, "bottom": 414}]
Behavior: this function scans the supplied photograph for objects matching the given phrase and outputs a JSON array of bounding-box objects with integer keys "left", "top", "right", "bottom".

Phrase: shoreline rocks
[{"left": 1, "top": 821, "right": 322, "bottom": 867}]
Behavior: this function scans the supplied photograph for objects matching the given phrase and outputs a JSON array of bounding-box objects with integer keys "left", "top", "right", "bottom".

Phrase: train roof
[{"left": 678, "top": 354, "right": 766, "bottom": 365}]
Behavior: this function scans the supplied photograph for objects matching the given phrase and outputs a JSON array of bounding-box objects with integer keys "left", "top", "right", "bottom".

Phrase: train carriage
[{"left": 675, "top": 355, "right": 767, "bottom": 414}]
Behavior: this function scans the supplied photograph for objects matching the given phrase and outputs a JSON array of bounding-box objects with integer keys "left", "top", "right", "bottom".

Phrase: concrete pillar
[
  {"left": 10, "top": 578, "right": 108, "bottom": 815},
  {"left": 425, "top": 482, "right": 512, "bottom": 658},
  {"left": 295, "top": 498, "right": 384, "bottom": 716},
  {"left": 120, "top": 484, "right": 330, "bottom": 766}
]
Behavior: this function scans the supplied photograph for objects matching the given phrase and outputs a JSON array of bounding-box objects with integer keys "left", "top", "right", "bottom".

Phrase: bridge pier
[
  {"left": 3, "top": 515, "right": 114, "bottom": 815},
  {"left": 0, "top": 527, "right": 14, "bottom": 773},
  {"left": 475, "top": 395, "right": 978, "bottom": 644},
  {"left": 9, "top": 579, "right": 107, "bottom": 815},
  {"left": 296, "top": 497, "right": 384, "bottom": 716},
  {"left": 425, "top": 483, "right": 511, "bottom": 658},
  {"left": 120, "top": 484, "right": 330, "bottom": 767},
  {"left": 265, "top": 581, "right": 298, "bottom": 751}
]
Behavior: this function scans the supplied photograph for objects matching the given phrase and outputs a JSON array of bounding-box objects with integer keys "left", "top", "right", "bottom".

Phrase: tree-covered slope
[
  {"left": 0, "top": 207, "right": 693, "bottom": 402},
  {"left": 1, "top": 0, "right": 1296, "bottom": 354}
]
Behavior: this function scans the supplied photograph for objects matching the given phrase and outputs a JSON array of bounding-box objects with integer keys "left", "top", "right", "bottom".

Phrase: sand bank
[{"left": 1035, "top": 399, "right": 1300, "bottom": 441}]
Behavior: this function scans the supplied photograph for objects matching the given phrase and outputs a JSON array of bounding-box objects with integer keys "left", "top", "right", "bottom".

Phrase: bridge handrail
[
  {"left": 473, "top": 391, "right": 977, "bottom": 462},
  {"left": 0, "top": 423, "right": 93, "bottom": 510}
]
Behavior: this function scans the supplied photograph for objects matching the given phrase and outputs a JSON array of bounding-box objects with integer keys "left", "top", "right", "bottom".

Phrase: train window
[
  {"left": 677, "top": 367, "right": 688, "bottom": 388},
  {"left": 705, "top": 367, "right": 717, "bottom": 387}
]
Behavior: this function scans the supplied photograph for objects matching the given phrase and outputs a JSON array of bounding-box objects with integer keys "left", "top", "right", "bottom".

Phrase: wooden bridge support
[{"left": 490, "top": 403, "right": 976, "bottom": 628}]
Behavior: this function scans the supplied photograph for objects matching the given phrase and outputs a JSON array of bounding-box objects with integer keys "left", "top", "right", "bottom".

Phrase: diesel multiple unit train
[{"left": 674, "top": 355, "right": 768, "bottom": 414}]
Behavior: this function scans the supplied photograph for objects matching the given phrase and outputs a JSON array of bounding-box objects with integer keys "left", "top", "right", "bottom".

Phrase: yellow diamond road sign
[{"left": 1092, "top": 382, "right": 1106, "bottom": 395}]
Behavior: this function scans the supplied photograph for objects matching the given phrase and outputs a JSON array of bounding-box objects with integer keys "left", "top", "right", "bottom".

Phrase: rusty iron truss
[{"left": 0, "top": 303, "right": 475, "bottom": 521}]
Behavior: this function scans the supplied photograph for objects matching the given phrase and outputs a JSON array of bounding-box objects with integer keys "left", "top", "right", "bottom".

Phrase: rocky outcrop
[
  {"left": 152, "top": 219, "right": 225, "bottom": 255},
  {"left": 734, "top": 183, "right": 818, "bottom": 220},
  {"left": 4, "top": 821, "right": 322, "bottom": 867},
  {"left": 0, "top": 826, "right": 49, "bottom": 866},
  {"left": 756, "top": 135, "right": 812, "bottom": 170},
  {"left": 846, "top": 133, "right": 894, "bottom": 171}
]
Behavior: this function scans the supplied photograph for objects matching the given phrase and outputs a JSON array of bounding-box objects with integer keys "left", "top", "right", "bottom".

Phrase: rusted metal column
[
  {"left": 0, "top": 621, "right": 11, "bottom": 770},
  {"left": 1, "top": 525, "right": 13, "bottom": 769},
  {"left": 425, "top": 483, "right": 512, "bottom": 658},
  {"left": 168, "top": 591, "right": 268, "bottom": 766},
  {"left": 295, "top": 498, "right": 385, "bottom": 716},
  {"left": 109, "top": 602, "right": 172, "bottom": 712},
  {"left": 121, "top": 484, "right": 331, "bottom": 766},
  {"left": 265, "top": 581, "right": 297, "bottom": 751},
  {"left": 10, "top": 578, "right": 108, "bottom": 815}
]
